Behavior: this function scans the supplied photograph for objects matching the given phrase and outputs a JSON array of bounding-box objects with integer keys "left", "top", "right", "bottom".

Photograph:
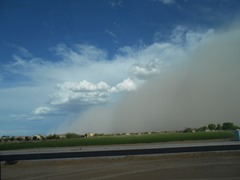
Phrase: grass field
[{"left": 0, "top": 131, "right": 234, "bottom": 151}]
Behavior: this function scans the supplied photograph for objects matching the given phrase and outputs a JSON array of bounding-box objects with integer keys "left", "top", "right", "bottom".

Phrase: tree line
[
  {"left": 183, "top": 122, "right": 239, "bottom": 133},
  {"left": 1, "top": 122, "right": 239, "bottom": 142}
]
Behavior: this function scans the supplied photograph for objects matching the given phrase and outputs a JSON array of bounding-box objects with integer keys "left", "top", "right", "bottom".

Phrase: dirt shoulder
[{"left": 2, "top": 151, "right": 240, "bottom": 180}]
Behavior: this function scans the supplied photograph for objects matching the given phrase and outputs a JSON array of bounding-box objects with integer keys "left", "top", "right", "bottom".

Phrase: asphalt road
[{"left": 1, "top": 140, "right": 240, "bottom": 161}]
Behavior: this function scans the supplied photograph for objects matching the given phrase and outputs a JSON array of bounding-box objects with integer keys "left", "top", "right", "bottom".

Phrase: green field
[{"left": 0, "top": 131, "right": 234, "bottom": 151}]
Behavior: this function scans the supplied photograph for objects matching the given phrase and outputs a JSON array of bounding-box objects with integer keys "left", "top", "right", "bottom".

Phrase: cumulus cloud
[
  {"left": 128, "top": 59, "right": 162, "bottom": 80},
  {"left": 49, "top": 81, "right": 111, "bottom": 107},
  {"left": 61, "top": 81, "right": 111, "bottom": 92},
  {"left": 30, "top": 78, "right": 137, "bottom": 117},
  {"left": 57, "top": 25, "right": 240, "bottom": 134},
  {"left": 115, "top": 78, "right": 137, "bottom": 92}
]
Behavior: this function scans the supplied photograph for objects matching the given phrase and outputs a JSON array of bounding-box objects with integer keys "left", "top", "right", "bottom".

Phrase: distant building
[
  {"left": 85, "top": 133, "right": 95, "bottom": 138},
  {"left": 16, "top": 136, "right": 25, "bottom": 141},
  {"left": 33, "top": 135, "right": 43, "bottom": 140}
]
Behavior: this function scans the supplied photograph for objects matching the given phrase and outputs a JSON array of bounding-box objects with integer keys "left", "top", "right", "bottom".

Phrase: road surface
[{"left": 1, "top": 140, "right": 240, "bottom": 179}]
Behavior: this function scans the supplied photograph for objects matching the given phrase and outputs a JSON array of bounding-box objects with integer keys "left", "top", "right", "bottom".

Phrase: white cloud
[
  {"left": 24, "top": 78, "right": 138, "bottom": 118},
  {"left": 153, "top": 0, "right": 175, "bottom": 5},
  {"left": 50, "top": 80, "right": 113, "bottom": 107},
  {"left": 11, "top": 55, "right": 27, "bottom": 66},
  {"left": 10, "top": 113, "right": 44, "bottom": 121},
  {"left": 129, "top": 59, "right": 162, "bottom": 80},
  {"left": 59, "top": 81, "right": 111, "bottom": 92},
  {"left": 8, "top": 44, "right": 33, "bottom": 58},
  {"left": 170, "top": 25, "right": 188, "bottom": 43},
  {"left": 163, "top": 0, "right": 175, "bottom": 4},
  {"left": 53, "top": 44, "right": 107, "bottom": 64},
  {"left": 44, "top": 78, "right": 137, "bottom": 112},
  {"left": 153, "top": 32, "right": 163, "bottom": 42},
  {"left": 108, "top": 0, "right": 122, "bottom": 8},
  {"left": 105, "top": 29, "right": 118, "bottom": 44},
  {"left": 105, "top": 29, "right": 118, "bottom": 39},
  {"left": 170, "top": 25, "right": 215, "bottom": 46},
  {"left": 33, "top": 106, "right": 53, "bottom": 115},
  {"left": 115, "top": 78, "right": 137, "bottom": 92},
  {"left": 17, "top": 46, "right": 33, "bottom": 58}
]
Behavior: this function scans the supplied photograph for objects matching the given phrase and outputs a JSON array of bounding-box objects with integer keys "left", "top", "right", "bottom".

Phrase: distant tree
[
  {"left": 222, "top": 122, "right": 234, "bottom": 130},
  {"left": 10, "top": 136, "right": 15, "bottom": 141},
  {"left": 53, "top": 134, "right": 60, "bottom": 139},
  {"left": 94, "top": 133, "right": 105, "bottom": 137},
  {"left": 2, "top": 135, "right": 10, "bottom": 142},
  {"left": 33, "top": 135, "right": 40, "bottom": 140},
  {"left": 216, "top": 124, "right": 222, "bottom": 130},
  {"left": 66, "top": 133, "right": 79, "bottom": 139},
  {"left": 46, "top": 134, "right": 53, "bottom": 139},
  {"left": 40, "top": 135, "right": 46, "bottom": 140},
  {"left": 25, "top": 136, "right": 32, "bottom": 141},
  {"left": 197, "top": 126, "right": 207, "bottom": 132},
  {"left": 233, "top": 125, "right": 240, "bottom": 130},
  {"left": 16, "top": 136, "right": 24, "bottom": 141},
  {"left": 183, "top": 128, "right": 193, "bottom": 133},
  {"left": 208, "top": 124, "right": 216, "bottom": 131},
  {"left": 46, "top": 134, "right": 60, "bottom": 139}
]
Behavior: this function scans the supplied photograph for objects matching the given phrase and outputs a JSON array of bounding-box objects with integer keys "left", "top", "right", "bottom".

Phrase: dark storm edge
[{"left": 1, "top": 144, "right": 240, "bottom": 161}]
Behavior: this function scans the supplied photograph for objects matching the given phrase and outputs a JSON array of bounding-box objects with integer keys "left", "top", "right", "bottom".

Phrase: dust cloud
[{"left": 60, "top": 25, "right": 240, "bottom": 134}]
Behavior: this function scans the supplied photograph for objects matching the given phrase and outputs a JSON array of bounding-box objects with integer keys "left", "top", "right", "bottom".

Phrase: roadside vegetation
[
  {"left": 0, "top": 122, "right": 238, "bottom": 150},
  {"left": 0, "top": 131, "right": 235, "bottom": 151}
]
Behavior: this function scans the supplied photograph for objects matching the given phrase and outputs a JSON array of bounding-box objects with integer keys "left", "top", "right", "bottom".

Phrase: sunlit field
[{"left": 0, "top": 131, "right": 234, "bottom": 151}]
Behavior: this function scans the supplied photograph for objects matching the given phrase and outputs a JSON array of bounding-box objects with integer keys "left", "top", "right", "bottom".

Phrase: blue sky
[{"left": 1, "top": 0, "right": 240, "bottom": 136}]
